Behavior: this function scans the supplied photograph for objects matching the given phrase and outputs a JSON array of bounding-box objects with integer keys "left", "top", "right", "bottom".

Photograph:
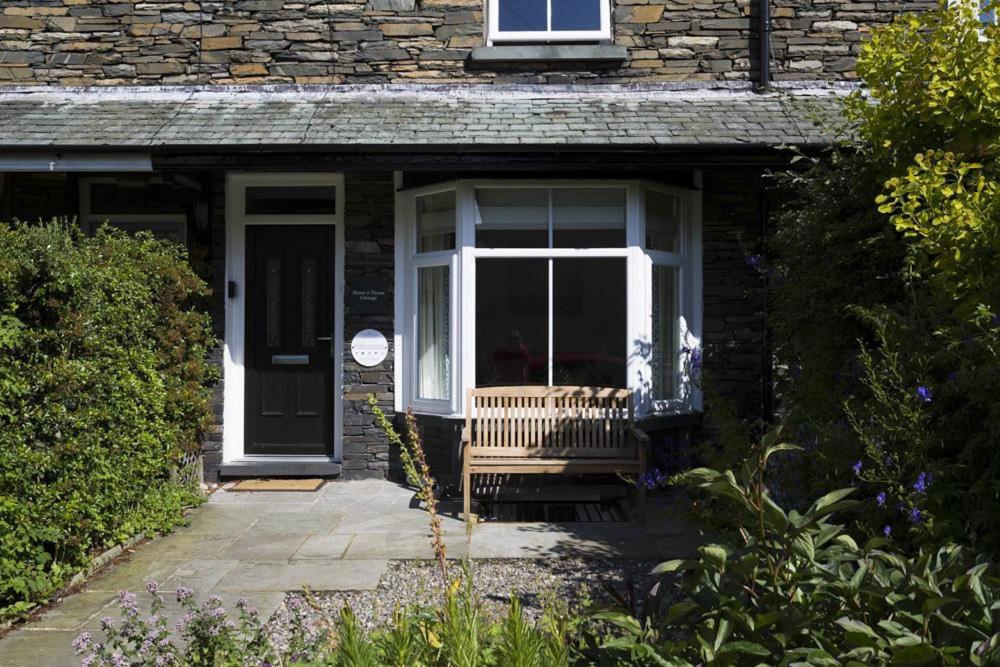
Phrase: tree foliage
[{"left": 769, "top": 1, "right": 1000, "bottom": 553}]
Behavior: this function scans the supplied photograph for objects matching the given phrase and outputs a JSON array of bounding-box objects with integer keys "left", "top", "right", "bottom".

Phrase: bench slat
[{"left": 469, "top": 446, "right": 636, "bottom": 458}]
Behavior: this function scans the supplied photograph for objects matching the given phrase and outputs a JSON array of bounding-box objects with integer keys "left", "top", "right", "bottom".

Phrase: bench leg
[{"left": 463, "top": 466, "right": 472, "bottom": 523}]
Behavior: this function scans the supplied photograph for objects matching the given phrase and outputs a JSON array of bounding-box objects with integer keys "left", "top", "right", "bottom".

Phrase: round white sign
[{"left": 350, "top": 329, "right": 388, "bottom": 367}]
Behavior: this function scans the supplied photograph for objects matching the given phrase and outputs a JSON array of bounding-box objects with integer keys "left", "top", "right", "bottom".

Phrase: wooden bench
[{"left": 461, "top": 386, "right": 649, "bottom": 523}]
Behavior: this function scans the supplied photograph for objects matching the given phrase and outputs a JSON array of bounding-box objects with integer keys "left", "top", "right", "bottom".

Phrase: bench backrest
[{"left": 465, "top": 386, "right": 635, "bottom": 459}]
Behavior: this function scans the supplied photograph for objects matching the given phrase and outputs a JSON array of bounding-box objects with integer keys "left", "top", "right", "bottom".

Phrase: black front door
[{"left": 245, "top": 225, "right": 334, "bottom": 456}]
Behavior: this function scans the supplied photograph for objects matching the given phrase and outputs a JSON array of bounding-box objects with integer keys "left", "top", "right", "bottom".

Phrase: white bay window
[{"left": 396, "top": 179, "right": 702, "bottom": 417}]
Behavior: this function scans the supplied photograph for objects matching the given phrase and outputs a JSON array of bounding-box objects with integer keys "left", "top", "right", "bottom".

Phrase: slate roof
[{"left": 0, "top": 85, "right": 849, "bottom": 149}]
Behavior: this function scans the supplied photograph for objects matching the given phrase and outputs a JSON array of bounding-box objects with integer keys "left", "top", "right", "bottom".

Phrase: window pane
[
  {"left": 417, "top": 191, "right": 456, "bottom": 253},
  {"left": 476, "top": 259, "right": 548, "bottom": 386},
  {"left": 552, "top": 0, "right": 601, "bottom": 30},
  {"left": 552, "top": 188, "right": 626, "bottom": 248},
  {"left": 90, "top": 182, "right": 185, "bottom": 215},
  {"left": 499, "top": 0, "right": 547, "bottom": 31},
  {"left": 245, "top": 186, "right": 336, "bottom": 215},
  {"left": 418, "top": 266, "right": 451, "bottom": 401},
  {"left": 645, "top": 190, "right": 680, "bottom": 252},
  {"left": 553, "top": 259, "right": 626, "bottom": 388},
  {"left": 651, "top": 265, "right": 677, "bottom": 400},
  {"left": 475, "top": 189, "right": 548, "bottom": 248}
]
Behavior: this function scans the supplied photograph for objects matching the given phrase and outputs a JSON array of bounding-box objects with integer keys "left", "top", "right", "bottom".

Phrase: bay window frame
[{"left": 395, "top": 178, "right": 702, "bottom": 418}]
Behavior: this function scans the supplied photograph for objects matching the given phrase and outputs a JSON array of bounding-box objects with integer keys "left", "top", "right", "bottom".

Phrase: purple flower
[
  {"left": 236, "top": 597, "right": 248, "bottom": 610},
  {"left": 883, "top": 525, "right": 892, "bottom": 538},
  {"left": 991, "top": 315, "right": 1000, "bottom": 326},
  {"left": 100, "top": 616, "right": 115, "bottom": 630},
  {"left": 883, "top": 455, "right": 893, "bottom": 468},
  {"left": 913, "top": 472, "right": 929, "bottom": 494},
  {"left": 916, "top": 385, "right": 933, "bottom": 403},
  {"left": 112, "top": 652, "right": 128, "bottom": 667},
  {"left": 852, "top": 460, "right": 862, "bottom": 476},
  {"left": 72, "top": 632, "right": 92, "bottom": 655},
  {"left": 876, "top": 491, "right": 887, "bottom": 507},
  {"left": 909, "top": 507, "right": 922, "bottom": 524},
  {"left": 745, "top": 254, "right": 765, "bottom": 270},
  {"left": 118, "top": 590, "right": 139, "bottom": 614},
  {"left": 145, "top": 580, "right": 160, "bottom": 595},
  {"left": 81, "top": 656, "right": 96, "bottom": 667},
  {"left": 684, "top": 347, "right": 703, "bottom": 374},
  {"left": 175, "top": 586, "right": 193, "bottom": 602}
]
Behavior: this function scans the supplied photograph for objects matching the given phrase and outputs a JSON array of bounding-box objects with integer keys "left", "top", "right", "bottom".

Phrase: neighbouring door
[{"left": 245, "top": 225, "right": 334, "bottom": 455}]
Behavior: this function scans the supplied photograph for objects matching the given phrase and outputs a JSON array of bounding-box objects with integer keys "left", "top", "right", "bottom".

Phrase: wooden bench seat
[{"left": 461, "top": 386, "right": 648, "bottom": 522}]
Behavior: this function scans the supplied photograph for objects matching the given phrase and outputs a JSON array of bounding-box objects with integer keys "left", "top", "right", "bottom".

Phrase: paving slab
[
  {"left": 28, "top": 591, "right": 118, "bottom": 631},
  {"left": 142, "top": 533, "right": 237, "bottom": 560},
  {"left": 221, "top": 533, "right": 309, "bottom": 561},
  {"left": 343, "top": 532, "right": 470, "bottom": 560},
  {"left": 334, "top": 508, "right": 467, "bottom": 535},
  {"left": 213, "top": 559, "right": 388, "bottom": 592},
  {"left": 0, "top": 629, "right": 80, "bottom": 667},
  {"left": 173, "top": 505, "right": 268, "bottom": 536},
  {"left": 247, "top": 511, "right": 344, "bottom": 535},
  {"left": 84, "top": 556, "right": 181, "bottom": 593},
  {"left": 163, "top": 558, "right": 242, "bottom": 591},
  {"left": 293, "top": 534, "right": 355, "bottom": 560}
]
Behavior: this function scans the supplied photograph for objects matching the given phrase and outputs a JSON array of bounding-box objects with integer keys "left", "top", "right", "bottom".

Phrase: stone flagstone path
[{"left": 0, "top": 479, "right": 702, "bottom": 666}]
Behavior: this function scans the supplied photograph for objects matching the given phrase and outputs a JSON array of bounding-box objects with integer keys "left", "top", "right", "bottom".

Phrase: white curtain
[{"left": 418, "top": 265, "right": 450, "bottom": 401}]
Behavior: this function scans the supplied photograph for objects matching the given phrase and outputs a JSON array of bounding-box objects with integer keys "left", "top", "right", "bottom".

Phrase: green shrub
[
  {"left": 587, "top": 437, "right": 1000, "bottom": 666},
  {"left": 0, "top": 220, "right": 216, "bottom": 620},
  {"left": 766, "top": 1, "right": 1000, "bottom": 553}
]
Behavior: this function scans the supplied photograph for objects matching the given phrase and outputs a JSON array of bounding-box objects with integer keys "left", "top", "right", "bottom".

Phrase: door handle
[{"left": 316, "top": 336, "right": 332, "bottom": 342}]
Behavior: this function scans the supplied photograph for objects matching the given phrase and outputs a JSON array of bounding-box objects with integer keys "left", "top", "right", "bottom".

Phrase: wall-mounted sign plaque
[
  {"left": 351, "top": 329, "right": 388, "bottom": 367},
  {"left": 347, "top": 279, "right": 390, "bottom": 314}
]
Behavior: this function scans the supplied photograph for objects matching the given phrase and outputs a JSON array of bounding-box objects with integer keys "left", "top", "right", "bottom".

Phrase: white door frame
[{"left": 223, "top": 173, "right": 346, "bottom": 463}]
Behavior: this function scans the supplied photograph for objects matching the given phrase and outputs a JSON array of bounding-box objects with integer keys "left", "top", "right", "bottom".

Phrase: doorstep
[{"left": 218, "top": 458, "right": 343, "bottom": 478}]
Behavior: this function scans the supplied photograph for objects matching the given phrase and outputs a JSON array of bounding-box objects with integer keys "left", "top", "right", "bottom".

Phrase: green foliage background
[
  {"left": 0, "top": 221, "right": 216, "bottom": 620},
  {"left": 769, "top": 1, "right": 1000, "bottom": 553}
]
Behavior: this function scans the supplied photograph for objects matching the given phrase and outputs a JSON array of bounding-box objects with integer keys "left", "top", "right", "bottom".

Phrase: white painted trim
[
  {"left": 487, "top": 0, "right": 612, "bottom": 44},
  {"left": 223, "top": 173, "right": 345, "bottom": 464},
  {"left": 396, "top": 178, "right": 703, "bottom": 420}
]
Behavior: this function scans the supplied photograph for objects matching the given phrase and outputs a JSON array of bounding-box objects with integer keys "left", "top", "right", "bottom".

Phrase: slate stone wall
[
  {"left": 341, "top": 171, "right": 396, "bottom": 479},
  {"left": 0, "top": 0, "right": 936, "bottom": 86},
  {"left": 701, "top": 168, "right": 766, "bottom": 418}
]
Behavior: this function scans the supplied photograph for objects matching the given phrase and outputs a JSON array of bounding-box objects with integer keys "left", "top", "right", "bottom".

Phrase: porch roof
[{"left": 0, "top": 84, "right": 848, "bottom": 151}]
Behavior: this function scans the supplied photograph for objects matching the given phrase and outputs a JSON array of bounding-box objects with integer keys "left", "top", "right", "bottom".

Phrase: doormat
[
  {"left": 481, "top": 500, "right": 626, "bottom": 523},
  {"left": 230, "top": 478, "right": 325, "bottom": 492}
]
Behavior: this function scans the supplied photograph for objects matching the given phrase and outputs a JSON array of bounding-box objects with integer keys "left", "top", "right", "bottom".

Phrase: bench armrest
[{"left": 628, "top": 426, "right": 650, "bottom": 444}]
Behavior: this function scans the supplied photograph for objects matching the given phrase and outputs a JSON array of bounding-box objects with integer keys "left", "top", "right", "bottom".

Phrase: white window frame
[
  {"left": 487, "top": 0, "right": 612, "bottom": 44},
  {"left": 395, "top": 178, "right": 703, "bottom": 418},
  {"left": 79, "top": 176, "right": 188, "bottom": 243},
  {"left": 223, "top": 173, "right": 346, "bottom": 465}
]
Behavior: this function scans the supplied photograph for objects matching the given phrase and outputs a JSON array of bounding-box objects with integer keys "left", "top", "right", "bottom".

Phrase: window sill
[{"left": 469, "top": 45, "right": 627, "bottom": 64}]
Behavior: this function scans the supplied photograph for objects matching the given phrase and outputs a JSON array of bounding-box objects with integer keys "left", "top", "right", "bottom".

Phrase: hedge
[{"left": 0, "top": 220, "right": 217, "bottom": 620}]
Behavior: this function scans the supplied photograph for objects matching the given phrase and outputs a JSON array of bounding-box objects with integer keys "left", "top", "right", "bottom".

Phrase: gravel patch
[{"left": 268, "top": 558, "right": 664, "bottom": 641}]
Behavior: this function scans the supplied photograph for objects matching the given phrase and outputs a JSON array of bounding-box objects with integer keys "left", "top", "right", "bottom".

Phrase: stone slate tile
[{"left": 0, "top": 88, "right": 843, "bottom": 148}]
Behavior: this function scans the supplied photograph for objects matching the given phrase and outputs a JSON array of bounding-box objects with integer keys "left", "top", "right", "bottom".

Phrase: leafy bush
[
  {"left": 588, "top": 438, "right": 1000, "bottom": 666},
  {"left": 0, "top": 221, "right": 216, "bottom": 620},
  {"left": 767, "top": 1, "right": 1000, "bottom": 553}
]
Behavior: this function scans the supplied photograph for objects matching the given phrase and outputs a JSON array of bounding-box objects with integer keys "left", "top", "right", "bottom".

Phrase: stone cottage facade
[{"left": 0, "top": 0, "right": 938, "bottom": 490}]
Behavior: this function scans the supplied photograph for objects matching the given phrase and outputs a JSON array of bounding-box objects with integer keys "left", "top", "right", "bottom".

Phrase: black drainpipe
[{"left": 756, "top": 0, "right": 771, "bottom": 92}]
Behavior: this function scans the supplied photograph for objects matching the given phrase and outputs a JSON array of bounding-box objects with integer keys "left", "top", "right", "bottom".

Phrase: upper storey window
[{"left": 489, "top": 0, "right": 612, "bottom": 43}]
